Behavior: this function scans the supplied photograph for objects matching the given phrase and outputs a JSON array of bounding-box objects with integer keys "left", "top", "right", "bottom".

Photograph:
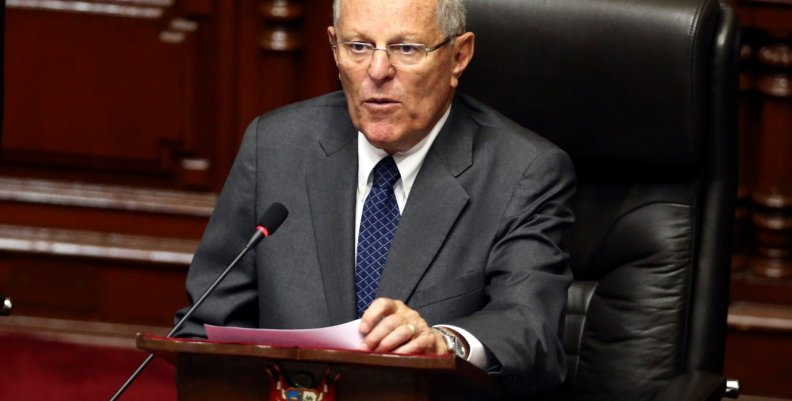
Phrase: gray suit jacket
[{"left": 175, "top": 91, "right": 575, "bottom": 393}]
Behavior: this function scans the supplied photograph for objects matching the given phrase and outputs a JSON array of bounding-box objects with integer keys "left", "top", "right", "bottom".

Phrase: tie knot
[{"left": 372, "top": 156, "right": 400, "bottom": 189}]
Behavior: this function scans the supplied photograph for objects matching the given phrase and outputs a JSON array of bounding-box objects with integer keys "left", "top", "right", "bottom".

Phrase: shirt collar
[{"left": 357, "top": 106, "right": 452, "bottom": 199}]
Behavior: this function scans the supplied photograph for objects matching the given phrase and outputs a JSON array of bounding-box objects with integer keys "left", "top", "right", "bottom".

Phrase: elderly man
[{"left": 175, "top": 0, "right": 575, "bottom": 394}]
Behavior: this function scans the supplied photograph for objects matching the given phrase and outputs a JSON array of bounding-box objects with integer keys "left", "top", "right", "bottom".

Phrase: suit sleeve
[
  {"left": 172, "top": 117, "right": 263, "bottom": 338},
  {"left": 448, "top": 146, "right": 575, "bottom": 393}
]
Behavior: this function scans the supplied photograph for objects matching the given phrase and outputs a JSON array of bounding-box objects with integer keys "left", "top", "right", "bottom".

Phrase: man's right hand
[{"left": 358, "top": 297, "right": 448, "bottom": 355}]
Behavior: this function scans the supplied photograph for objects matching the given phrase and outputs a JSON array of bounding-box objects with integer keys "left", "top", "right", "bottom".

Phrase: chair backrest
[{"left": 461, "top": 0, "right": 739, "bottom": 399}]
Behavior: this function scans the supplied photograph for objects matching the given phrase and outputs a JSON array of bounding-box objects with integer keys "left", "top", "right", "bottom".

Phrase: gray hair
[{"left": 332, "top": 0, "right": 466, "bottom": 37}]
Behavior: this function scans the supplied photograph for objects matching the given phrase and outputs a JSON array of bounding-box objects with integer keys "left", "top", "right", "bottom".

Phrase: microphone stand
[{"left": 109, "top": 225, "right": 272, "bottom": 401}]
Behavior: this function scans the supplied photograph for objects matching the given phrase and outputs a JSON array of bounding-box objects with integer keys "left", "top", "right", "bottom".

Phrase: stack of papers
[{"left": 205, "top": 319, "right": 364, "bottom": 351}]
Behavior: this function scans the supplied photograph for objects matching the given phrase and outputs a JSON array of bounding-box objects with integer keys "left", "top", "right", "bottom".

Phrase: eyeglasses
[{"left": 331, "top": 36, "right": 454, "bottom": 67}]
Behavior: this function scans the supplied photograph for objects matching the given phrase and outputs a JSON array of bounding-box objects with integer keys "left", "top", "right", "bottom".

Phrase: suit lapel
[
  {"left": 307, "top": 123, "right": 359, "bottom": 324},
  {"left": 376, "top": 103, "right": 475, "bottom": 303}
]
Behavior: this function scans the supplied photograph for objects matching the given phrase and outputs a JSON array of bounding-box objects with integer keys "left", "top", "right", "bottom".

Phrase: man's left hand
[{"left": 358, "top": 297, "right": 447, "bottom": 355}]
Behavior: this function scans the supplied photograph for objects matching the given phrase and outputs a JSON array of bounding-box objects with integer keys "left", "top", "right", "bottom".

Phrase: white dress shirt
[{"left": 354, "top": 106, "right": 490, "bottom": 369}]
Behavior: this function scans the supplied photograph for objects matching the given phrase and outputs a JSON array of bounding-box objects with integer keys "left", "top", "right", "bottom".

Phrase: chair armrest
[{"left": 649, "top": 371, "right": 725, "bottom": 401}]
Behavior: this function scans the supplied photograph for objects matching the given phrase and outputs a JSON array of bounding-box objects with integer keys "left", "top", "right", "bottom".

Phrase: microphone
[
  {"left": 0, "top": 293, "right": 11, "bottom": 316},
  {"left": 109, "top": 202, "right": 288, "bottom": 401}
]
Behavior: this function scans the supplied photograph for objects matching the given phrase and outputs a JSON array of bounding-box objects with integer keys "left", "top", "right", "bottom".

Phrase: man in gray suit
[{"left": 175, "top": 0, "right": 575, "bottom": 394}]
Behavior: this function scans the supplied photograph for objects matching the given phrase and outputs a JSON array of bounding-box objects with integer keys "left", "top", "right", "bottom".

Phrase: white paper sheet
[{"left": 205, "top": 319, "right": 364, "bottom": 351}]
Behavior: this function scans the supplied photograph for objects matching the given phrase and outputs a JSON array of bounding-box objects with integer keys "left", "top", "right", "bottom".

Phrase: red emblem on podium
[{"left": 266, "top": 365, "right": 341, "bottom": 401}]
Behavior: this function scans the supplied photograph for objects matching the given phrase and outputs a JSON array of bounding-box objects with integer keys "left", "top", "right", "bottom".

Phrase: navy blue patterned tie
[{"left": 355, "top": 156, "right": 401, "bottom": 317}]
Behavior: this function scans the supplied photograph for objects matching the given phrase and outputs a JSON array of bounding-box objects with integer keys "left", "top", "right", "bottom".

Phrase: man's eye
[
  {"left": 393, "top": 44, "right": 420, "bottom": 55},
  {"left": 347, "top": 42, "right": 370, "bottom": 53}
]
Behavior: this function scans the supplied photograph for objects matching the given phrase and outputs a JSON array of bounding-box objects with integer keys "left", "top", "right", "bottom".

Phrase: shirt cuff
[{"left": 433, "top": 324, "right": 490, "bottom": 370}]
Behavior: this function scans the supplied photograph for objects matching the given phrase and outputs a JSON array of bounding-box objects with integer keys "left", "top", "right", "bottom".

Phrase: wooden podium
[{"left": 137, "top": 333, "right": 498, "bottom": 401}]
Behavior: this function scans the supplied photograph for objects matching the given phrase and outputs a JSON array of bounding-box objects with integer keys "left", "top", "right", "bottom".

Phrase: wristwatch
[{"left": 433, "top": 327, "right": 468, "bottom": 359}]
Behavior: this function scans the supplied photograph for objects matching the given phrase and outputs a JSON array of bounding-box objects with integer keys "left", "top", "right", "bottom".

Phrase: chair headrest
[{"left": 460, "top": 0, "right": 721, "bottom": 166}]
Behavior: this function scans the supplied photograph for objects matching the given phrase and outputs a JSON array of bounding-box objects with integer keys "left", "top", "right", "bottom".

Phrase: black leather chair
[{"left": 461, "top": 0, "right": 739, "bottom": 400}]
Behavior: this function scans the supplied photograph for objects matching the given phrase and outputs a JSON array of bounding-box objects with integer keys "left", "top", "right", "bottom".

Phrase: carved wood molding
[
  {"left": 160, "top": 16, "right": 199, "bottom": 43},
  {"left": 259, "top": 0, "right": 305, "bottom": 52},
  {"left": 759, "top": 44, "right": 792, "bottom": 67},
  {"left": 0, "top": 177, "right": 216, "bottom": 216},
  {"left": 7, "top": 0, "right": 201, "bottom": 44},
  {"left": 739, "top": 0, "right": 792, "bottom": 6},
  {"left": 753, "top": 188, "right": 792, "bottom": 210},
  {"left": 0, "top": 224, "right": 197, "bottom": 265},
  {"left": 755, "top": 74, "right": 792, "bottom": 97},
  {"left": 728, "top": 301, "right": 792, "bottom": 333},
  {"left": 0, "top": 315, "right": 169, "bottom": 347},
  {"left": 755, "top": 44, "right": 792, "bottom": 97},
  {"left": 6, "top": 0, "right": 173, "bottom": 19}
]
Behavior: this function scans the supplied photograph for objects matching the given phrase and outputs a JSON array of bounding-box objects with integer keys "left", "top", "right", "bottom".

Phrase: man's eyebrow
[
  {"left": 335, "top": 32, "right": 371, "bottom": 42},
  {"left": 335, "top": 30, "right": 427, "bottom": 44}
]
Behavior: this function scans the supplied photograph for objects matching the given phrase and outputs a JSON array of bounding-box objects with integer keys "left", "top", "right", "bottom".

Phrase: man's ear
[
  {"left": 450, "top": 32, "right": 475, "bottom": 89},
  {"left": 328, "top": 26, "right": 339, "bottom": 65}
]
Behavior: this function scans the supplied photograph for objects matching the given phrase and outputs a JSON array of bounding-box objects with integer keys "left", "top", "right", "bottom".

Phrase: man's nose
[{"left": 368, "top": 49, "right": 395, "bottom": 80}]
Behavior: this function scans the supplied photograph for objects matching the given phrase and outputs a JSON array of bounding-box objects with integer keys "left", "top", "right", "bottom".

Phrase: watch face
[
  {"left": 453, "top": 340, "right": 466, "bottom": 358},
  {"left": 434, "top": 328, "right": 466, "bottom": 358},
  {"left": 447, "top": 333, "right": 464, "bottom": 357}
]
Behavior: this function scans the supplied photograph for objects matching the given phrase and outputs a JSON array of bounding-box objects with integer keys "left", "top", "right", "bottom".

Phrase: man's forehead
[
  {"left": 338, "top": 0, "right": 438, "bottom": 24},
  {"left": 336, "top": 0, "right": 441, "bottom": 39}
]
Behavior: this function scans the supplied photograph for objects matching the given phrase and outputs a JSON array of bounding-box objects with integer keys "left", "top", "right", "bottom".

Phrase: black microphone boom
[
  {"left": 109, "top": 202, "right": 288, "bottom": 401},
  {"left": 245, "top": 202, "right": 288, "bottom": 248}
]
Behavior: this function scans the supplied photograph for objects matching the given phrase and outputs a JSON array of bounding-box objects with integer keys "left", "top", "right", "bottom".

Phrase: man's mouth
[{"left": 365, "top": 97, "right": 398, "bottom": 105}]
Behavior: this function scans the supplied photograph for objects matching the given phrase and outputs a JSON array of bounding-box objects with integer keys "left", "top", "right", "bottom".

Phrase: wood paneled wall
[
  {"left": 0, "top": 0, "right": 337, "bottom": 329},
  {"left": 728, "top": 1, "right": 792, "bottom": 398},
  {"left": 735, "top": 0, "right": 792, "bottom": 284},
  {"left": 2, "top": 0, "right": 338, "bottom": 191}
]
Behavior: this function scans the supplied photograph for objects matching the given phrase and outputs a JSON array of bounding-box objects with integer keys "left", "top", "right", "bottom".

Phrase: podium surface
[{"left": 137, "top": 333, "right": 498, "bottom": 401}]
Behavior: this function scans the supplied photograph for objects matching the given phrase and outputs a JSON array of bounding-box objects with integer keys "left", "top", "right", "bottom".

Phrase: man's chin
[
  {"left": 358, "top": 128, "right": 401, "bottom": 153},
  {"left": 362, "top": 135, "right": 396, "bottom": 151}
]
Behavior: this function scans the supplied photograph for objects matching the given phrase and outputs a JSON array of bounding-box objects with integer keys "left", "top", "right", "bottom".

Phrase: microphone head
[{"left": 259, "top": 203, "right": 288, "bottom": 235}]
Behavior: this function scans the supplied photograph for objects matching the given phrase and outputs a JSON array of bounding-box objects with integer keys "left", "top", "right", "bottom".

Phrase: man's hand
[{"left": 359, "top": 297, "right": 448, "bottom": 355}]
